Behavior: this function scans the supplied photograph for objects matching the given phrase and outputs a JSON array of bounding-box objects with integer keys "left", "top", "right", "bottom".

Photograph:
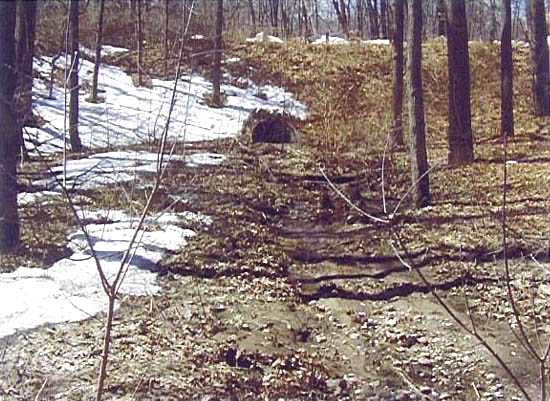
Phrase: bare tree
[
  {"left": 436, "top": 0, "right": 446, "bottom": 36},
  {"left": 136, "top": 0, "right": 143, "bottom": 86},
  {"left": 407, "top": 0, "right": 430, "bottom": 208},
  {"left": 0, "top": 1, "right": 20, "bottom": 253},
  {"left": 212, "top": 0, "right": 223, "bottom": 107},
  {"left": 446, "top": 0, "right": 473, "bottom": 165},
  {"left": 90, "top": 0, "right": 105, "bottom": 103},
  {"left": 357, "top": 0, "right": 364, "bottom": 36},
  {"left": 69, "top": 0, "right": 82, "bottom": 152},
  {"left": 366, "top": 0, "right": 380, "bottom": 38},
  {"left": 14, "top": 0, "right": 37, "bottom": 161},
  {"left": 380, "top": 0, "right": 389, "bottom": 38},
  {"left": 527, "top": 0, "right": 550, "bottom": 116},
  {"left": 332, "top": 0, "right": 350, "bottom": 34},
  {"left": 391, "top": 0, "right": 404, "bottom": 146},
  {"left": 501, "top": 0, "right": 514, "bottom": 136},
  {"left": 15, "top": 0, "right": 37, "bottom": 126},
  {"left": 269, "top": 0, "right": 280, "bottom": 28},
  {"left": 248, "top": 0, "right": 257, "bottom": 34},
  {"left": 489, "top": 0, "right": 499, "bottom": 40},
  {"left": 164, "top": 0, "right": 169, "bottom": 75}
]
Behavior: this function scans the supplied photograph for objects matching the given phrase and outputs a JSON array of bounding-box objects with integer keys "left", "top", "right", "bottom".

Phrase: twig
[
  {"left": 471, "top": 382, "right": 481, "bottom": 400},
  {"left": 319, "top": 164, "right": 389, "bottom": 224},
  {"left": 501, "top": 135, "right": 541, "bottom": 361},
  {"left": 390, "top": 159, "right": 443, "bottom": 218},
  {"left": 389, "top": 236, "right": 533, "bottom": 401},
  {"left": 34, "top": 378, "right": 48, "bottom": 401},
  {"left": 381, "top": 130, "right": 391, "bottom": 214}
]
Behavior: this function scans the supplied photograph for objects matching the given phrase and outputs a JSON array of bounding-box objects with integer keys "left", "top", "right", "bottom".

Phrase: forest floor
[{"left": 2, "top": 40, "right": 550, "bottom": 401}]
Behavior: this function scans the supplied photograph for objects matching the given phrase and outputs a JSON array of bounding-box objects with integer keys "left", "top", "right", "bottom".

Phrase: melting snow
[
  {"left": 246, "top": 32, "right": 284, "bottom": 43},
  {"left": 27, "top": 54, "right": 305, "bottom": 155},
  {"left": 0, "top": 210, "right": 196, "bottom": 338},
  {"left": 1, "top": 45, "right": 306, "bottom": 339}
]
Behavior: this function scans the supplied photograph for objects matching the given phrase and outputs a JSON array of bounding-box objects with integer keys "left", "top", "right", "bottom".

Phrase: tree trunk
[
  {"left": 91, "top": 0, "right": 105, "bottom": 103},
  {"left": 15, "top": 0, "right": 37, "bottom": 161},
  {"left": 248, "top": 0, "right": 257, "bottom": 34},
  {"left": 182, "top": 0, "right": 190, "bottom": 33},
  {"left": 436, "top": 0, "right": 446, "bottom": 36},
  {"left": 331, "top": 0, "right": 349, "bottom": 34},
  {"left": 95, "top": 293, "right": 115, "bottom": 401},
  {"left": 489, "top": 0, "right": 498, "bottom": 40},
  {"left": 407, "top": 0, "right": 430, "bottom": 208},
  {"left": 270, "top": 0, "right": 279, "bottom": 27},
  {"left": 512, "top": 0, "right": 521, "bottom": 39},
  {"left": 136, "top": 0, "right": 143, "bottom": 86},
  {"left": 380, "top": 0, "right": 388, "bottom": 38},
  {"left": 366, "top": 0, "right": 380, "bottom": 38},
  {"left": 501, "top": 0, "right": 514, "bottom": 136},
  {"left": 340, "top": 0, "right": 349, "bottom": 34},
  {"left": 357, "top": 0, "right": 364, "bottom": 36},
  {"left": 212, "top": 0, "right": 223, "bottom": 107},
  {"left": 528, "top": 0, "right": 550, "bottom": 116},
  {"left": 0, "top": 1, "right": 20, "bottom": 252},
  {"left": 446, "top": 0, "right": 473, "bottom": 165},
  {"left": 301, "top": 0, "right": 311, "bottom": 39},
  {"left": 391, "top": 0, "right": 404, "bottom": 146},
  {"left": 15, "top": 0, "right": 37, "bottom": 126},
  {"left": 69, "top": 0, "right": 82, "bottom": 153},
  {"left": 314, "top": 0, "right": 320, "bottom": 35},
  {"left": 164, "top": 0, "right": 169, "bottom": 75}
]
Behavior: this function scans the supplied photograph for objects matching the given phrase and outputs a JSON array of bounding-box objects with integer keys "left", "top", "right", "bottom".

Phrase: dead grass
[{"left": 228, "top": 38, "right": 539, "bottom": 164}]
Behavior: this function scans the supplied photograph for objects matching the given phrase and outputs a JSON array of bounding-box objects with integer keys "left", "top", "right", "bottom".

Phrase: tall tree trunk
[
  {"left": 301, "top": 0, "right": 311, "bottom": 39},
  {"left": 528, "top": 0, "right": 550, "bottom": 116},
  {"left": 270, "top": 0, "right": 279, "bottom": 27},
  {"left": 501, "top": 0, "right": 514, "bottom": 136},
  {"left": 69, "top": 0, "right": 82, "bottom": 152},
  {"left": 367, "top": 0, "right": 380, "bottom": 38},
  {"left": 164, "top": 0, "right": 169, "bottom": 75},
  {"left": 136, "top": 0, "right": 143, "bottom": 86},
  {"left": 357, "top": 0, "right": 364, "bottom": 36},
  {"left": 15, "top": 0, "right": 37, "bottom": 161},
  {"left": 314, "top": 0, "right": 320, "bottom": 35},
  {"left": 0, "top": 1, "right": 20, "bottom": 252},
  {"left": 512, "top": 0, "right": 520, "bottom": 39},
  {"left": 489, "top": 0, "right": 499, "bottom": 40},
  {"left": 91, "top": 0, "right": 105, "bottom": 103},
  {"left": 182, "top": 0, "right": 190, "bottom": 33},
  {"left": 281, "top": 4, "right": 289, "bottom": 37},
  {"left": 446, "top": 0, "right": 473, "bottom": 165},
  {"left": 248, "top": 0, "right": 257, "bottom": 34},
  {"left": 380, "top": 0, "right": 388, "bottom": 38},
  {"left": 15, "top": 0, "right": 37, "bottom": 126},
  {"left": 331, "top": 0, "right": 349, "bottom": 34},
  {"left": 391, "top": 0, "right": 404, "bottom": 146},
  {"left": 212, "top": 0, "right": 223, "bottom": 107},
  {"left": 407, "top": 0, "right": 430, "bottom": 208},
  {"left": 436, "top": 0, "right": 446, "bottom": 36}
]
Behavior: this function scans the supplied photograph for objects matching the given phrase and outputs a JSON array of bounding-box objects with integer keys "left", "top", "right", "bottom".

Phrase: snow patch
[
  {"left": 28, "top": 55, "right": 305, "bottom": 156},
  {"left": 247, "top": 32, "right": 284, "bottom": 44},
  {"left": 32, "top": 151, "right": 226, "bottom": 191},
  {"left": 0, "top": 210, "right": 196, "bottom": 338}
]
